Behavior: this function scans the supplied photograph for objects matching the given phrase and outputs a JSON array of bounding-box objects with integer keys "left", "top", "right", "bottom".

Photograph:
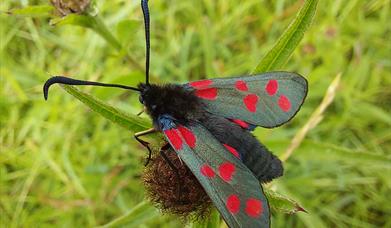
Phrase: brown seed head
[
  {"left": 51, "top": 0, "right": 91, "bottom": 16},
  {"left": 143, "top": 148, "right": 212, "bottom": 220}
]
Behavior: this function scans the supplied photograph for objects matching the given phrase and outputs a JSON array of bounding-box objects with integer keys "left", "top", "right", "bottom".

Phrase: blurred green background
[{"left": 1, "top": 0, "right": 390, "bottom": 227}]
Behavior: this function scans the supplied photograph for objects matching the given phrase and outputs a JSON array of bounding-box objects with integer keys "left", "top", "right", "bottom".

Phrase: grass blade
[
  {"left": 252, "top": 0, "right": 318, "bottom": 73},
  {"left": 99, "top": 201, "right": 158, "bottom": 228}
]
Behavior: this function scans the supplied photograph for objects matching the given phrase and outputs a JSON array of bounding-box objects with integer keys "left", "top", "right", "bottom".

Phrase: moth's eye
[
  {"left": 151, "top": 105, "right": 157, "bottom": 110},
  {"left": 139, "top": 96, "right": 144, "bottom": 104}
]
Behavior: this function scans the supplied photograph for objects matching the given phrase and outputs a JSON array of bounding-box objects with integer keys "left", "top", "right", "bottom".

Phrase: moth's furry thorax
[{"left": 138, "top": 83, "right": 205, "bottom": 127}]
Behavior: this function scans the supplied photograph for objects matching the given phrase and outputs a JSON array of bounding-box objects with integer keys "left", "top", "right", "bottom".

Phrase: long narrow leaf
[
  {"left": 264, "top": 188, "right": 306, "bottom": 214},
  {"left": 252, "top": 0, "right": 318, "bottom": 73},
  {"left": 10, "top": 5, "right": 54, "bottom": 17},
  {"left": 61, "top": 85, "right": 151, "bottom": 132}
]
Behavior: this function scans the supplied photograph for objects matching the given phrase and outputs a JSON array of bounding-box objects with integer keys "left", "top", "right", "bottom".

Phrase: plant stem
[{"left": 93, "top": 16, "right": 144, "bottom": 71}]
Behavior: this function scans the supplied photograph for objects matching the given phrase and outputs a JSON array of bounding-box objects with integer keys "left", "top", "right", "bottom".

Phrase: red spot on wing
[
  {"left": 189, "top": 79, "right": 213, "bottom": 89},
  {"left": 265, "top": 79, "right": 278, "bottom": 96},
  {"left": 278, "top": 95, "right": 291, "bottom": 112},
  {"left": 226, "top": 194, "right": 240, "bottom": 214},
  {"left": 178, "top": 126, "right": 196, "bottom": 149},
  {"left": 235, "top": 80, "right": 248, "bottom": 91},
  {"left": 245, "top": 198, "right": 263, "bottom": 218},
  {"left": 231, "top": 119, "right": 249, "bottom": 129},
  {"left": 243, "top": 94, "right": 259, "bottom": 112},
  {"left": 218, "top": 162, "right": 236, "bottom": 182},
  {"left": 223, "top": 144, "right": 240, "bottom": 158},
  {"left": 200, "top": 164, "right": 215, "bottom": 178},
  {"left": 195, "top": 88, "right": 218, "bottom": 100},
  {"left": 164, "top": 129, "right": 182, "bottom": 150}
]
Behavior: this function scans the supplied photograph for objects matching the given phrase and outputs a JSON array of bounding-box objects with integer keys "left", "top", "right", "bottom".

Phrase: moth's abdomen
[
  {"left": 201, "top": 115, "right": 283, "bottom": 183},
  {"left": 239, "top": 138, "right": 283, "bottom": 183}
]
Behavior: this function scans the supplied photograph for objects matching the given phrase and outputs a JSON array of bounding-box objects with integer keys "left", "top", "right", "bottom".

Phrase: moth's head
[
  {"left": 137, "top": 83, "right": 159, "bottom": 114},
  {"left": 137, "top": 83, "right": 149, "bottom": 105},
  {"left": 137, "top": 83, "right": 205, "bottom": 125}
]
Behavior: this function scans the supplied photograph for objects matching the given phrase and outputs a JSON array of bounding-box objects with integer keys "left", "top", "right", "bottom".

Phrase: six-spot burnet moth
[{"left": 43, "top": 0, "right": 308, "bottom": 227}]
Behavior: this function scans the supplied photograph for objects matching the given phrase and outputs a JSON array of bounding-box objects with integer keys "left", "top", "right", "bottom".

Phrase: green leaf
[
  {"left": 10, "top": 5, "right": 54, "bottom": 17},
  {"left": 116, "top": 19, "right": 140, "bottom": 47},
  {"left": 98, "top": 201, "right": 159, "bottom": 227},
  {"left": 50, "top": 14, "right": 96, "bottom": 28},
  {"left": 50, "top": 14, "right": 122, "bottom": 50},
  {"left": 265, "top": 188, "right": 306, "bottom": 214},
  {"left": 61, "top": 85, "right": 151, "bottom": 133},
  {"left": 252, "top": 0, "right": 318, "bottom": 73}
]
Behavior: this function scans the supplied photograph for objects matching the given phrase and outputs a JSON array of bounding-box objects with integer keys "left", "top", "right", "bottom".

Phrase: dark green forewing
[
  {"left": 159, "top": 116, "right": 270, "bottom": 227},
  {"left": 185, "top": 72, "right": 308, "bottom": 128}
]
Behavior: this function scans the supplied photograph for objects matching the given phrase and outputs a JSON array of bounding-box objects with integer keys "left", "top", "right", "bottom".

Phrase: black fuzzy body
[
  {"left": 139, "top": 83, "right": 205, "bottom": 129},
  {"left": 139, "top": 83, "right": 283, "bottom": 183}
]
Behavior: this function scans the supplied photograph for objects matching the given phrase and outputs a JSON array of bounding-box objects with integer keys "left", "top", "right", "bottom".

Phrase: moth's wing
[
  {"left": 159, "top": 115, "right": 270, "bottom": 227},
  {"left": 185, "top": 72, "right": 308, "bottom": 128}
]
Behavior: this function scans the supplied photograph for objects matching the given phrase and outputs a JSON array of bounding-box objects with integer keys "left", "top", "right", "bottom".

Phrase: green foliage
[
  {"left": 99, "top": 201, "right": 159, "bottom": 228},
  {"left": 252, "top": 0, "right": 318, "bottom": 73},
  {"left": 1, "top": 0, "right": 390, "bottom": 227},
  {"left": 265, "top": 188, "right": 306, "bottom": 214},
  {"left": 50, "top": 14, "right": 122, "bottom": 50},
  {"left": 9, "top": 5, "right": 54, "bottom": 17}
]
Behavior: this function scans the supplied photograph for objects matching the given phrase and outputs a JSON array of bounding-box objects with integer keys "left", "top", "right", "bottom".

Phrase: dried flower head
[
  {"left": 50, "top": 0, "right": 91, "bottom": 16},
  {"left": 143, "top": 147, "right": 212, "bottom": 219}
]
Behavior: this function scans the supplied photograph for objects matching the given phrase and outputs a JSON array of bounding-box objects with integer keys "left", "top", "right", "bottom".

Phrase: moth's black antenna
[
  {"left": 141, "top": 0, "right": 150, "bottom": 85},
  {"left": 43, "top": 76, "right": 141, "bottom": 100}
]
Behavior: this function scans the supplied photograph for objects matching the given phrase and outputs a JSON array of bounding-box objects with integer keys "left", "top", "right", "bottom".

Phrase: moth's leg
[
  {"left": 159, "top": 143, "right": 182, "bottom": 199},
  {"left": 136, "top": 107, "right": 146, "bottom": 116},
  {"left": 159, "top": 143, "right": 177, "bottom": 172},
  {"left": 136, "top": 110, "right": 144, "bottom": 116},
  {"left": 134, "top": 128, "right": 156, "bottom": 166}
]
